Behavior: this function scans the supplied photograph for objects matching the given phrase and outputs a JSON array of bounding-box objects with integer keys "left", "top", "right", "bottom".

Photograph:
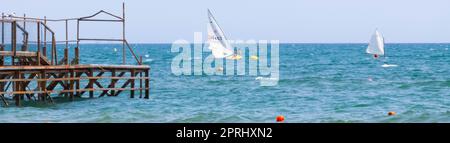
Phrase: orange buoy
[
  {"left": 276, "top": 115, "right": 285, "bottom": 122},
  {"left": 388, "top": 111, "right": 396, "bottom": 116}
]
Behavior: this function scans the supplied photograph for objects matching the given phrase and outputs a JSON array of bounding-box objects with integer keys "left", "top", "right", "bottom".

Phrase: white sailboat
[
  {"left": 207, "top": 9, "right": 241, "bottom": 60},
  {"left": 366, "top": 29, "right": 397, "bottom": 67}
]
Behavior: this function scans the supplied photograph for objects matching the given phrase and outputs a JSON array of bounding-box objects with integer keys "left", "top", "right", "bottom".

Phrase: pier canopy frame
[
  {"left": 1, "top": 2, "right": 142, "bottom": 66},
  {"left": 0, "top": 3, "right": 149, "bottom": 107}
]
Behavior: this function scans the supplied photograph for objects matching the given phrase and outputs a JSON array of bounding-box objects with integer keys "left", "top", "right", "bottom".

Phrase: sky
[{"left": 1, "top": 0, "right": 449, "bottom": 43}]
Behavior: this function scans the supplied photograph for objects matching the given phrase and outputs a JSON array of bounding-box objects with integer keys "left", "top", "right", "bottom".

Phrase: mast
[{"left": 207, "top": 9, "right": 230, "bottom": 42}]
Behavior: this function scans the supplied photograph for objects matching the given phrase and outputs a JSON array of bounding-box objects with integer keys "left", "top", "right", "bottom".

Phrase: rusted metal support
[
  {"left": 122, "top": 2, "right": 126, "bottom": 65},
  {"left": 53, "top": 35, "right": 57, "bottom": 64},
  {"left": 37, "top": 51, "right": 41, "bottom": 66},
  {"left": 139, "top": 56, "right": 143, "bottom": 98},
  {"left": 0, "top": 45, "right": 3, "bottom": 66},
  {"left": 144, "top": 70, "right": 149, "bottom": 99},
  {"left": 130, "top": 69, "right": 135, "bottom": 98},
  {"left": 39, "top": 71, "right": 45, "bottom": 101},
  {"left": 69, "top": 69, "right": 74, "bottom": 100},
  {"left": 75, "top": 71, "right": 82, "bottom": 97},
  {"left": 64, "top": 48, "right": 69, "bottom": 65},
  {"left": 1, "top": 13, "right": 4, "bottom": 45},
  {"left": 110, "top": 69, "right": 116, "bottom": 96},
  {"left": 14, "top": 71, "right": 21, "bottom": 106},
  {"left": 0, "top": 13, "right": 3, "bottom": 66},
  {"left": 0, "top": 73, "right": 7, "bottom": 106},
  {"left": 88, "top": 69, "right": 94, "bottom": 98},
  {"left": 37, "top": 22, "right": 41, "bottom": 65},
  {"left": 76, "top": 19, "right": 79, "bottom": 64},
  {"left": 23, "top": 14, "right": 26, "bottom": 48},
  {"left": 0, "top": 4, "right": 151, "bottom": 106},
  {"left": 65, "top": 20, "right": 68, "bottom": 50},
  {"left": 43, "top": 16, "right": 47, "bottom": 56},
  {"left": 11, "top": 21, "right": 16, "bottom": 65},
  {"left": 74, "top": 46, "right": 79, "bottom": 65}
]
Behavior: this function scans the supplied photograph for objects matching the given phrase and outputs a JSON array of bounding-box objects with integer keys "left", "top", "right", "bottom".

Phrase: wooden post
[
  {"left": 130, "top": 69, "right": 135, "bottom": 98},
  {"left": 144, "top": 70, "right": 149, "bottom": 99}
]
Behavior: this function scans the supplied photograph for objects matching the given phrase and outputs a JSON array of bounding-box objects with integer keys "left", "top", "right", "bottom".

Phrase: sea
[{"left": 0, "top": 43, "right": 449, "bottom": 123}]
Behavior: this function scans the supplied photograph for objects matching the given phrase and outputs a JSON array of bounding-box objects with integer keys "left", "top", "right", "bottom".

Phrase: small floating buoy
[
  {"left": 368, "top": 77, "right": 373, "bottom": 82},
  {"left": 113, "top": 48, "right": 118, "bottom": 52},
  {"left": 250, "top": 55, "right": 258, "bottom": 61},
  {"left": 388, "top": 111, "right": 396, "bottom": 116},
  {"left": 276, "top": 115, "right": 285, "bottom": 122}
]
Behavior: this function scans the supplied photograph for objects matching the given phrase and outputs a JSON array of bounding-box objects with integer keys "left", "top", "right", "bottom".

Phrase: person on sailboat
[{"left": 373, "top": 54, "right": 379, "bottom": 59}]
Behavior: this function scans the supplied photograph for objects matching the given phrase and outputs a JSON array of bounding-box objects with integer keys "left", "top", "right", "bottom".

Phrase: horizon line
[{"left": 64, "top": 42, "right": 450, "bottom": 44}]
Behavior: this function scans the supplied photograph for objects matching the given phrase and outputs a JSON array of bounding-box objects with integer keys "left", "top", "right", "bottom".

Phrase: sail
[
  {"left": 366, "top": 30, "right": 385, "bottom": 56},
  {"left": 207, "top": 9, "right": 234, "bottom": 58}
]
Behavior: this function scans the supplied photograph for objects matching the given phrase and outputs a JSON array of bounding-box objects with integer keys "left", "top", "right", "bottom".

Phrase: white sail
[
  {"left": 207, "top": 9, "right": 234, "bottom": 58},
  {"left": 366, "top": 30, "right": 385, "bottom": 56}
]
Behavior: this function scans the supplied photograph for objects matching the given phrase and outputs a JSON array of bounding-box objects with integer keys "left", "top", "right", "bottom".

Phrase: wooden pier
[{"left": 0, "top": 3, "right": 150, "bottom": 107}]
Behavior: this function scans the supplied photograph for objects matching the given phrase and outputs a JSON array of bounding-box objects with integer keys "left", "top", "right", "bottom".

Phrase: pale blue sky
[{"left": 1, "top": 0, "right": 449, "bottom": 43}]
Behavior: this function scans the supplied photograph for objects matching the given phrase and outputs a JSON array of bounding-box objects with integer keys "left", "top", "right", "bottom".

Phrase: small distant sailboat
[
  {"left": 207, "top": 9, "right": 241, "bottom": 60},
  {"left": 113, "top": 48, "right": 118, "bottom": 52},
  {"left": 366, "top": 29, "right": 397, "bottom": 67}
]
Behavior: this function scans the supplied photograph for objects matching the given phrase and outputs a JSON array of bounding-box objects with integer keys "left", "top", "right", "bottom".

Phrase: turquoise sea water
[{"left": 0, "top": 43, "right": 449, "bottom": 123}]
